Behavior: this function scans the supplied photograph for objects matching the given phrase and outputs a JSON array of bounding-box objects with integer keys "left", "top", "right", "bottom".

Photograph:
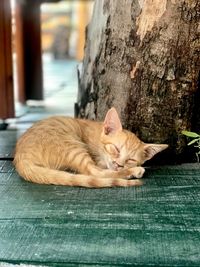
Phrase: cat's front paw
[{"left": 128, "top": 167, "right": 145, "bottom": 179}]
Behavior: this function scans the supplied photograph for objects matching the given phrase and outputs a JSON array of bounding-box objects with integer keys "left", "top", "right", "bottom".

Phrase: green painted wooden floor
[{"left": 0, "top": 130, "right": 200, "bottom": 266}]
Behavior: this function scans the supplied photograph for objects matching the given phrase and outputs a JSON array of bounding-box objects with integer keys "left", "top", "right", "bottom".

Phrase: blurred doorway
[
  {"left": 40, "top": 1, "right": 93, "bottom": 115},
  {"left": 11, "top": 0, "right": 94, "bottom": 117}
]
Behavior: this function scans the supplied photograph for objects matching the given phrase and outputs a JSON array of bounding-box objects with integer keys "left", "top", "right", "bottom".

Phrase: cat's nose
[
  {"left": 117, "top": 164, "right": 124, "bottom": 169},
  {"left": 112, "top": 161, "right": 118, "bottom": 170},
  {"left": 112, "top": 161, "right": 124, "bottom": 170}
]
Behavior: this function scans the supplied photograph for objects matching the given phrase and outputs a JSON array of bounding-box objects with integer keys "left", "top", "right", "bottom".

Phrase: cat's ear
[
  {"left": 103, "top": 107, "right": 122, "bottom": 135},
  {"left": 144, "top": 144, "right": 168, "bottom": 161}
]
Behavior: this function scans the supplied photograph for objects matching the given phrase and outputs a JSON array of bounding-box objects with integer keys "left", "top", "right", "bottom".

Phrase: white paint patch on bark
[
  {"left": 87, "top": 0, "right": 108, "bottom": 62},
  {"left": 138, "top": 0, "right": 144, "bottom": 7},
  {"left": 136, "top": 0, "right": 167, "bottom": 41},
  {"left": 130, "top": 61, "right": 141, "bottom": 79}
]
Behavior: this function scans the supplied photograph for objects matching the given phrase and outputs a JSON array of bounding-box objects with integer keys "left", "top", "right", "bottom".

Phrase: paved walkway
[{"left": 13, "top": 54, "right": 78, "bottom": 132}]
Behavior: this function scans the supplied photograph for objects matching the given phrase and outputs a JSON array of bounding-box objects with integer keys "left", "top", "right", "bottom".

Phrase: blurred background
[{"left": 10, "top": 0, "right": 94, "bottom": 117}]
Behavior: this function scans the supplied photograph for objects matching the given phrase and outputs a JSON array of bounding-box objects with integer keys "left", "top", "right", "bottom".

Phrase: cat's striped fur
[{"left": 14, "top": 108, "right": 168, "bottom": 187}]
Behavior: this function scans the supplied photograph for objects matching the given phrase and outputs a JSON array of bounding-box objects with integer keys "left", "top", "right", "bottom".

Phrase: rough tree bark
[{"left": 77, "top": 0, "right": 200, "bottom": 161}]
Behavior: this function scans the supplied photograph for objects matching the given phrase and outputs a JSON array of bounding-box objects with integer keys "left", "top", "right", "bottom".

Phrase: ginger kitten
[{"left": 14, "top": 108, "right": 168, "bottom": 188}]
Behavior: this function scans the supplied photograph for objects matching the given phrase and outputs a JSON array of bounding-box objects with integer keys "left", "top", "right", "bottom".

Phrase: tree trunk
[{"left": 77, "top": 0, "right": 200, "bottom": 161}]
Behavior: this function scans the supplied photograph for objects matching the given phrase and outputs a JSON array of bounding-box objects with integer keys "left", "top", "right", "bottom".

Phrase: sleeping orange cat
[{"left": 14, "top": 108, "right": 168, "bottom": 188}]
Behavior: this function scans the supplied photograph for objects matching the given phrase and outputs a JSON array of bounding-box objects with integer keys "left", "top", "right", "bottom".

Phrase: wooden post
[
  {"left": 15, "top": 1, "right": 26, "bottom": 104},
  {"left": 76, "top": 2, "right": 89, "bottom": 61},
  {"left": 0, "top": 0, "right": 14, "bottom": 119},
  {"left": 76, "top": 1, "right": 93, "bottom": 61},
  {"left": 20, "top": 0, "right": 43, "bottom": 100}
]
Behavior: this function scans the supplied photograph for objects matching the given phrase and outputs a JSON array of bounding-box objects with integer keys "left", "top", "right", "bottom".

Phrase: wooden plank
[
  {"left": 0, "top": 0, "right": 14, "bottom": 118},
  {"left": 0, "top": 131, "right": 20, "bottom": 159},
  {"left": 0, "top": 166, "right": 200, "bottom": 266},
  {"left": 0, "top": 161, "right": 15, "bottom": 173},
  {"left": 0, "top": 218, "right": 199, "bottom": 266}
]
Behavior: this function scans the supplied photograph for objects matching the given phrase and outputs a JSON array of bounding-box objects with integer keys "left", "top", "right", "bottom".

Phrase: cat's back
[
  {"left": 16, "top": 116, "right": 78, "bottom": 147},
  {"left": 16, "top": 116, "right": 101, "bottom": 148}
]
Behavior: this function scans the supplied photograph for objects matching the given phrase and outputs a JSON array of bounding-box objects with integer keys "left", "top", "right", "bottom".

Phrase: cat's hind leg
[{"left": 59, "top": 143, "right": 104, "bottom": 176}]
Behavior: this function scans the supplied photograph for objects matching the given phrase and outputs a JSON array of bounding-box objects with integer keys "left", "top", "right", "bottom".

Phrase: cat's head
[{"left": 100, "top": 107, "right": 168, "bottom": 171}]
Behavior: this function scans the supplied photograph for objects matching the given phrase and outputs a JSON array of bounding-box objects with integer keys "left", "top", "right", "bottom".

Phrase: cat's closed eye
[
  {"left": 126, "top": 159, "right": 138, "bottom": 166},
  {"left": 104, "top": 144, "right": 119, "bottom": 157},
  {"left": 127, "top": 159, "right": 137, "bottom": 163}
]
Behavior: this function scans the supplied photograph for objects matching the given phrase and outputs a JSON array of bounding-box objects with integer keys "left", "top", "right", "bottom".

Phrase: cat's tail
[{"left": 14, "top": 159, "right": 142, "bottom": 188}]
